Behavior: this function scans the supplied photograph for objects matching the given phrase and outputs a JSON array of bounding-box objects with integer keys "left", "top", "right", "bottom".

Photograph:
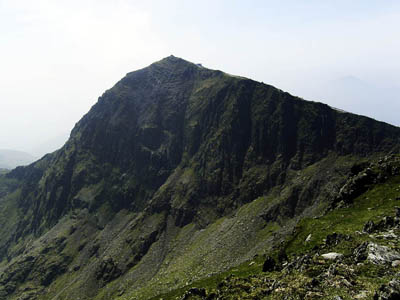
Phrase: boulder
[
  {"left": 321, "top": 252, "right": 343, "bottom": 260},
  {"left": 367, "top": 243, "right": 400, "bottom": 265}
]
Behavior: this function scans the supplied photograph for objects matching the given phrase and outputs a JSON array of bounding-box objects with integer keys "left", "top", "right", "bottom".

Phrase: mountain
[
  {"left": 0, "top": 56, "right": 400, "bottom": 300},
  {"left": 0, "top": 149, "right": 36, "bottom": 169}
]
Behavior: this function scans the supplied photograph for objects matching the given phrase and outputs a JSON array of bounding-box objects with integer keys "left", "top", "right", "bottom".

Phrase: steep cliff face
[{"left": 0, "top": 56, "right": 399, "bottom": 300}]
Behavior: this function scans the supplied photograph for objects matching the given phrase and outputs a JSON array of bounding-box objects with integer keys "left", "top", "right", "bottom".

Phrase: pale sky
[{"left": 1, "top": 0, "right": 400, "bottom": 156}]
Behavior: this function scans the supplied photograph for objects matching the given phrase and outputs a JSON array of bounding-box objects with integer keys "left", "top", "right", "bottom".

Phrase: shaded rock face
[{"left": 1, "top": 56, "right": 400, "bottom": 300}]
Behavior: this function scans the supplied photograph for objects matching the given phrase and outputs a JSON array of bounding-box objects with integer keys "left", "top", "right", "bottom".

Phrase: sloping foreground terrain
[
  {"left": 167, "top": 155, "right": 400, "bottom": 299},
  {"left": 0, "top": 56, "right": 399, "bottom": 300}
]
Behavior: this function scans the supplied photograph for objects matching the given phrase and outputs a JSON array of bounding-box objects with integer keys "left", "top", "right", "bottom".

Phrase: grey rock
[
  {"left": 321, "top": 252, "right": 343, "bottom": 260},
  {"left": 368, "top": 243, "right": 400, "bottom": 265}
]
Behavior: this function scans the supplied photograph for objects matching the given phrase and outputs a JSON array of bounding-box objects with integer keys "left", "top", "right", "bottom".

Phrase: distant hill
[{"left": 0, "top": 149, "right": 36, "bottom": 169}]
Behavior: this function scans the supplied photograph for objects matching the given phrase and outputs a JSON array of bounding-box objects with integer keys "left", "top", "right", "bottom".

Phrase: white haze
[{"left": 1, "top": 0, "right": 399, "bottom": 157}]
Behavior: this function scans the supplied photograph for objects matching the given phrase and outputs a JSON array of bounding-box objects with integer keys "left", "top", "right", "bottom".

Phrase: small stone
[{"left": 305, "top": 234, "right": 312, "bottom": 242}]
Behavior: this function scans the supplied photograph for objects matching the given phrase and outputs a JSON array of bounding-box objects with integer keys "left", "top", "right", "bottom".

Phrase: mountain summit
[{"left": 0, "top": 57, "right": 399, "bottom": 300}]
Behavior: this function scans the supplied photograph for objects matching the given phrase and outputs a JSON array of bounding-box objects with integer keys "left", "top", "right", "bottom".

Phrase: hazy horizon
[{"left": 1, "top": 0, "right": 399, "bottom": 155}]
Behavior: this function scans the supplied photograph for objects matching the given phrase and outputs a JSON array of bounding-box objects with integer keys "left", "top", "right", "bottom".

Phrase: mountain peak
[
  {"left": 150, "top": 55, "right": 204, "bottom": 70},
  {"left": 124, "top": 56, "right": 206, "bottom": 81},
  {"left": 158, "top": 55, "right": 191, "bottom": 63}
]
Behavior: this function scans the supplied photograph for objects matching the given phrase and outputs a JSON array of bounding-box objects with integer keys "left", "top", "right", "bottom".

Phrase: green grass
[
  {"left": 284, "top": 175, "right": 400, "bottom": 257},
  {"left": 147, "top": 255, "right": 266, "bottom": 300}
]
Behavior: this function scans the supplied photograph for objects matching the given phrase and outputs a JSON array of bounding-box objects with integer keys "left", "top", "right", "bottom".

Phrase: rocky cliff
[{"left": 0, "top": 56, "right": 399, "bottom": 300}]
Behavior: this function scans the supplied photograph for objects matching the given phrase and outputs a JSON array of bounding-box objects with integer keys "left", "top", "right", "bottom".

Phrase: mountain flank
[
  {"left": 0, "top": 56, "right": 399, "bottom": 300},
  {"left": 163, "top": 155, "right": 400, "bottom": 300}
]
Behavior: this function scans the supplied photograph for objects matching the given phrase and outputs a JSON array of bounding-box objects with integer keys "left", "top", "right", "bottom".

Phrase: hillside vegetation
[{"left": 160, "top": 155, "right": 400, "bottom": 299}]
